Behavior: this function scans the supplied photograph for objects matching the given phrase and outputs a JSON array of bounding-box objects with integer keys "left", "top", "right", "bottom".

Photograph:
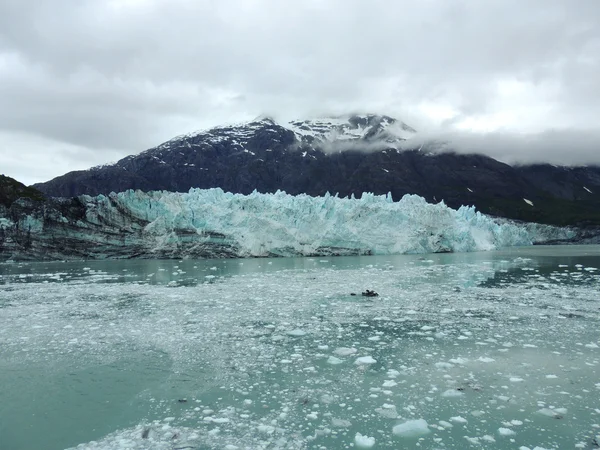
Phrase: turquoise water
[{"left": 0, "top": 246, "right": 599, "bottom": 449}]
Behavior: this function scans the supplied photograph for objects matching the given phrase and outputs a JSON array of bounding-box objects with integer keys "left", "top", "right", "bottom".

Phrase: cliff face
[
  {"left": 0, "top": 195, "right": 240, "bottom": 261},
  {"left": 32, "top": 116, "right": 600, "bottom": 227}
]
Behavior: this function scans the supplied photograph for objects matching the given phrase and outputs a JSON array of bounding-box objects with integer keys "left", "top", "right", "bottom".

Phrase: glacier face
[{"left": 0, "top": 189, "right": 575, "bottom": 260}]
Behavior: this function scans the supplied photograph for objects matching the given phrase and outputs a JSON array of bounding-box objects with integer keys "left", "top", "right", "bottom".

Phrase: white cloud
[{"left": 0, "top": 0, "right": 599, "bottom": 184}]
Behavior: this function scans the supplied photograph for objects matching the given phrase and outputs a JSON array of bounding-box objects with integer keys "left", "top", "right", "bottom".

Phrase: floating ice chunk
[
  {"left": 387, "top": 369, "right": 401, "bottom": 378},
  {"left": 287, "top": 329, "right": 307, "bottom": 337},
  {"left": 212, "top": 417, "right": 229, "bottom": 424},
  {"left": 478, "top": 357, "right": 495, "bottom": 363},
  {"left": 537, "top": 408, "right": 566, "bottom": 418},
  {"left": 523, "top": 198, "right": 534, "bottom": 206},
  {"left": 334, "top": 347, "right": 357, "bottom": 356},
  {"left": 482, "top": 435, "right": 496, "bottom": 442},
  {"left": 382, "top": 380, "right": 397, "bottom": 387},
  {"left": 327, "top": 356, "right": 344, "bottom": 365},
  {"left": 449, "top": 357, "right": 468, "bottom": 365},
  {"left": 435, "top": 362, "right": 454, "bottom": 369},
  {"left": 545, "top": 374, "right": 558, "bottom": 379},
  {"left": 498, "top": 427, "right": 516, "bottom": 436},
  {"left": 519, "top": 447, "right": 554, "bottom": 450},
  {"left": 392, "top": 419, "right": 430, "bottom": 438},
  {"left": 354, "top": 432, "right": 376, "bottom": 448},
  {"left": 442, "top": 389, "right": 464, "bottom": 398},
  {"left": 439, "top": 420, "right": 453, "bottom": 428},
  {"left": 331, "top": 418, "right": 352, "bottom": 428},
  {"left": 257, "top": 424, "right": 275, "bottom": 434},
  {"left": 510, "top": 377, "right": 524, "bottom": 382},
  {"left": 450, "top": 416, "right": 468, "bottom": 423},
  {"left": 355, "top": 356, "right": 377, "bottom": 365},
  {"left": 375, "top": 404, "right": 399, "bottom": 418}
]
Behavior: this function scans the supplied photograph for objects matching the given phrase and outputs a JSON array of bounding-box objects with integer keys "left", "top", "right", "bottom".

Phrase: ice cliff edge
[{"left": 0, "top": 188, "right": 575, "bottom": 260}]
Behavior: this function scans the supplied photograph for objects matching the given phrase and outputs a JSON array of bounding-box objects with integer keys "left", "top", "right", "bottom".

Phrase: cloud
[
  {"left": 405, "top": 129, "right": 600, "bottom": 166},
  {"left": 0, "top": 0, "right": 599, "bottom": 183}
]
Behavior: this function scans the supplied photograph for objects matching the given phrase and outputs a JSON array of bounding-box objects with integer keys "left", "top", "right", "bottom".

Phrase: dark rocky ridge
[
  {"left": 33, "top": 115, "right": 600, "bottom": 227},
  {"left": 1, "top": 174, "right": 45, "bottom": 207}
]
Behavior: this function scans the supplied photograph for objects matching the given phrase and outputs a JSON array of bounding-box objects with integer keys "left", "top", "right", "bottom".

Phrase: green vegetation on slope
[{"left": 0, "top": 174, "right": 46, "bottom": 207}]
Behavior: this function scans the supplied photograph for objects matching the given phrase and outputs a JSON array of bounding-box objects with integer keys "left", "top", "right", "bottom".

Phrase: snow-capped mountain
[
  {"left": 158, "top": 113, "right": 416, "bottom": 154},
  {"left": 33, "top": 114, "right": 600, "bottom": 227}
]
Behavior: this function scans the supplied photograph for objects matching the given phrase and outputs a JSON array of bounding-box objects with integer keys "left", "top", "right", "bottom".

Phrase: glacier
[{"left": 0, "top": 188, "right": 575, "bottom": 260}]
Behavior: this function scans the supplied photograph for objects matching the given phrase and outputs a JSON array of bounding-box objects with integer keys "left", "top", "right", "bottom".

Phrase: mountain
[{"left": 33, "top": 114, "right": 600, "bottom": 227}]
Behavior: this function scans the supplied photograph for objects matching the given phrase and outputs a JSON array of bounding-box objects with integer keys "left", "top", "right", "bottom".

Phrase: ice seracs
[
  {"left": 2, "top": 187, "right": 575, "bottom": 260},
  {"left": 80, "top": 188, "right": 574, "bottom": 258}
]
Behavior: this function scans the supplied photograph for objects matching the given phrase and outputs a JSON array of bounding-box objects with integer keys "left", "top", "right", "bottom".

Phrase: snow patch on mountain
[{"left": 285, "top": 114, "right": 416, "bottom": 148}]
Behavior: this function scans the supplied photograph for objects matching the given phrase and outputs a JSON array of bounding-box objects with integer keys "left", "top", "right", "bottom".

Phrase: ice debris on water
[
  {"left": 354, "top": 432, "right": 376, "bottom": 448},
  {"left": 392, "top": 419, "right": 431, "bottom": 438},
  {"left": 4, "top": 245, "right": 600, "bottom": 450},
  {"left": 355, "top": 356, "right": 377, "bottom": 365}
]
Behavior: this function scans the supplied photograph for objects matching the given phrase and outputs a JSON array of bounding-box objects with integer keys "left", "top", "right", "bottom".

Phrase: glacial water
[{"left": 0, "top": 245, "right": 599, "bottom": 450}]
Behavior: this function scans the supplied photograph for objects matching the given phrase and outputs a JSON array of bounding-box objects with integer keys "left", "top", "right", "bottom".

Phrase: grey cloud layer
[{"left": 0, "top": 0, "right": 599, "bottom": 184}]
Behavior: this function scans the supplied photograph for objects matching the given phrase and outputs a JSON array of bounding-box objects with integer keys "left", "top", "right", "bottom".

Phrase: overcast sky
[{"left": 1, "top": 0, "right": 599, "bottom": 185}]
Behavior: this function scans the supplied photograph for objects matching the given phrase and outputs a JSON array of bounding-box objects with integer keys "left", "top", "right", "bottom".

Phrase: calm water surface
[{"left": 0, "top": 246, "right": 599, "bottom": 449}]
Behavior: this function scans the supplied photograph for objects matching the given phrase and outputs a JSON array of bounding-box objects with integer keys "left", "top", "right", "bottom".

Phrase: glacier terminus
[{"left": 0, "top": 188, "right": 574, "bottom": 260}]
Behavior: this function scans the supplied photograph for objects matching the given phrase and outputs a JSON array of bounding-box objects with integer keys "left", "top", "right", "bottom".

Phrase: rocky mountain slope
[
  {"left": 1, "top": 174, "right": 45, "bottom": 207},
  {"left": 33, "top": 114, "right": 600, "bottom": 226}
]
